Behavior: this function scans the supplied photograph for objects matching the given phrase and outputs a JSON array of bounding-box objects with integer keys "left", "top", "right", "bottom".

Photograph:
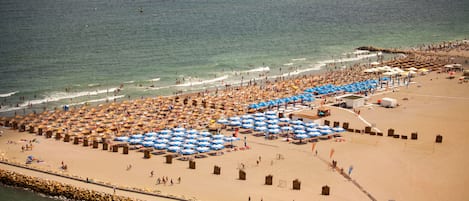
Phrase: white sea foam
[
  {"left": 321, "top": 52, "right": 381, "bottom": 64},
  {"left": 283, "top": 63, "right": 294, "bottom": 66},
  {"left": 291, "top": 58, "right": 306, "bottom": 61},
  {"left": 148, "top": 78, "right": 160, "bottom": 82},
  {"left": 67, "top": 95, "right": 125, "bottom": 106},
  {"left": 175, "top": 75, "right": 229, "bottom": 87},
  {"left": 353, "top": 50, "right": 370, "bottom": 55},
  {"left": 0, "top": 91, "right": 19, "bottom": 98},
  {"left": 243, "top": 66, "right": 270, "bottom": 73},
  {"left": 20, "top": 88, "right": 119, "bottom": 106},
  {"left": 123, "top": 80, "right": 135, "bottom": 84},
  {"left": 273, "top": 63, "right": 326, "bottom": 78},
  {"left": 88, "top": 83, "right": 100, "bottom": 87}
]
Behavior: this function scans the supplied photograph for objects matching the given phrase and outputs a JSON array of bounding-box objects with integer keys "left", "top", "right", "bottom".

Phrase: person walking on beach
[
  {"left": 150, "top": 170, "right": 154, "bottom": 177},
  {"left": 348, "top": 165, "right": 354, "bottom": 176},
  {"left": 178, "top": 177, "right": 181, "bottom": 184}
]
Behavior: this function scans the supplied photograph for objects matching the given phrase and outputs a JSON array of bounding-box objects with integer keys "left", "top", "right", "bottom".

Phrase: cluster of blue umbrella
[
  {"left": 217, "top": 111, "right": 345, "bottom": 141},
  {"left": 248, "top": 93, "right": 315, "bottom": 109},
  {"left": 113, "top": 128, "right": 240, "bottom": 155},
  {"left": 304, "top": 79, "right": 378, "bottom": 94}
]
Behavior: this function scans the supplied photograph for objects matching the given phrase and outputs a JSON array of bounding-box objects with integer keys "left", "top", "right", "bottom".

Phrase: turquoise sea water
[{"left": 0, "top": 0, "right": 468, "bottom": 116}]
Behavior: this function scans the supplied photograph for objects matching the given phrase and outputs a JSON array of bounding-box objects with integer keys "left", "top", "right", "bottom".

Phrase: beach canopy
[
  {"left": 168, "top": 146, "right": 181, "bottom": 152},
  {"left": 181, "top": 149, "right": 196, "bottom": 155},
  {"left": 200, "top": 131, "right": 211, "bottom": 137},
  {"left": 211, "top": 144, "right": 224, "bottom": 150},
  {"left": 184, "top": 139, "right": 197, "bottom": 144},
  {"left": 196, "top": 146, "right": 210, "bottom": 153},
  {"left": 295, "top": 134, "right": 308, "bottom": 139},
  {"left": 155, "top": 139, "right": 169, "bottom": 144},
  {"left": 142, "top": 141, "right": 154, "bottom": 147},
  {"left": 153, "top": 143, "right": 167, "bottom": 150},
  {"left": 211, "top": 139, "right": 225, "bottom": 144},
  {"left": 198, "top": 141, "right": 211, "bottom": 147}
]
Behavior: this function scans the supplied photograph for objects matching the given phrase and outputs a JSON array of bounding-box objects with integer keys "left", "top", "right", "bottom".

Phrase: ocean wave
[
  {"left": 21, "top": 88, "right": 119, "bottom": 106},
  {"left": 88, "top": 83, "right": 100, "bottom": 87},
  {"left": 0, "top": 91, "right": 19, "bottom": 98},
  {"left": 353, "top": 50, "right": 370, "bottom": 55},
  {"left": 175, "top": 75, "right": 229, "bottom": 87},
  {"left": 273, "top": 63, "right": 326, "bottom": 78},
  {"left": 148, "top": 78, "right": 160, "bottom": 82},
  {"left": 123, "top": 80, "right": 135, "bottom": 84},
  {"left": 66, "top": 95, "right": 125, "bottom": 106},
  {"left": 291, "top": 58, "right": 306, "bottom": 61},
  {"left": 321, "top": 52, "right": 381, "bottom": 64},
  {"left": 243, "top": 66, "right": 270, "bottom": 73},
  {"left": 283, "top": 63, "right": 294, "bottom": 66}
]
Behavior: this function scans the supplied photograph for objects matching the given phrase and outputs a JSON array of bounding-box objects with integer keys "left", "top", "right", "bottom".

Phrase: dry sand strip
[{"left": 0, "top": 161, "right": 186, "bottom": 201}]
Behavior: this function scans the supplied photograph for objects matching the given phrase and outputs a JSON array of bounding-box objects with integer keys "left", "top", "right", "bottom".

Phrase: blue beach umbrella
[
  {"left": 167, "top": 146, "right": 181, "bottom": 153},
  {"left": 183, "top": 144, "right": 196, "bottom": 149},
  {"left": 198, "top": 137, "right": 211, "bottom": 142},
  {"left": 142, "top": 141, "right": 154, "bottom": 147},
  {"left": 131, "top": 134, "right": 143, "bottom": 139},
  {"left": 184, "top": 139, "right": 197, "bottom": 144},
  {"left": 229, "top": 120, "right": 242, "bottom": 127},
  {"left": 293, "top": 125, "right": 305, "bottom": 130},
  {"left": 295, "top": 134, "right": 308, "bottom": 139},
  {"left": 305, "top": 123, "right": 318, "bottom": 128},
  {"left": 129, "top": 139, "right": 142, "bottom": 145},
  {"left": 255, "top": 126, "right": 267, "bottom": 132},
  {"left": 254, "top": 117, "right": 266, "bottom": 122},
  {"left": 153, "top": 143, "right": 167, "bottom": 150},
  {"left": 159, "top": 129, "right": 172, "bottom": 134},
  {"left": 168, "top": 141, "right": 182, "bottom": 146},
  {"left": 210, "top": 144, "right": 224, "bottom": 150},
  {"left": 308, "top": 132, "right": 321, "bottom": 137},
  {"left": 211, "top": 139, "right": 225, "bottom": 144},
  {"left": 253, "top": 113, "right": 265, "bottom": 117},
  {"left": 200, "top": 131, "right": 211, "bottom": 137},
  {"left": 306, "top": 127, "right": 320, "bottom": 132},
  {"left": 144, "top": 132, "right": 157, "bottom": 137},
  {"left": 268, "top": 128, "right": 281, "bottom": 134},
  {"left": 224, "top": 136, "right": 240, "bottom": 142},
  {"left": 172, "top": 132, "right": 185, "bottom": 137},
  {"left": 155, "top": 139, "right": 169, "bottom": 144},
  {"left": 319, "top": 129, "right": 333, "bottom": 135},
  {"left": 294, "top": 130, "right": 306, "bottom": 134},
  {"left": 186, "top": 134, "right": 199, "bottom": 139},
  {"left": 266, "top": 111, "right": 277, "bottom": 115},
  {"left": 198, "top": 141, "right": 211, "bottom": 147},
  {"left": 242, "top": 119, "right": 254, "bottom": 124},
  {"left": 281, "top": 126, "right": 293, "bottom": 132},
  {"left": 158, "top": 134, "right": 171, "bottom": 139},
  {"left": 143, "top": 137, "right": 156, "bottom": 141},
  {"left": 267, "top": 124, "right": 280, "bottom": 129},
  {"left": 254, "top": 121, "right": 267, "bottom": 126},
  {"left": 114, "top": 136, "right": 129, "bottom": 142},
  {"left": 242, "top": 124, "right": 254, "bottom": 129},
  {"left": 266, "top": 119, "right": 279, "bottom": 124},
  {"left": 187, "top": 129, "right": 198, "bottom": 135},
  {"left": 266, "top": 115, "right": 278, "bottom": 120},
  {"left": 212, "top": 134, "right": 224, "bottom": 139},
  {"left": 217, "top": 119, "right": 229, "bottom": 124},
  {"left": 229, "top": 116, "right": 241, "bottom": 121},
  {"left": 242, "top": 114, "right": 254, "bottom": 119},
  {"left": 196, "top": 146, "right": 210, "bottom": 153},
  {"left": 173, "top": 127, "right": 186, "bottom": 132},
  {"left": 181, "top": 149, "right": 196, "bottom": 155},
  {"left": 170, "top": 137, "right": 184, "bottom": 142},
  {"left": 332, "top": 127, "right": 345, "bottom": 132},
  {"left": 279, "top": 118, "right": 291, "bottom": 123},
  {"left": 290, "top": 120, "right": 304, "bottom": 125}
]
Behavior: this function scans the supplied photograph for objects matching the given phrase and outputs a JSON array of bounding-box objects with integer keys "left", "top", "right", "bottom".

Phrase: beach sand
[{"left": 1, "top": 49, "right": 469, "bottom": 201}]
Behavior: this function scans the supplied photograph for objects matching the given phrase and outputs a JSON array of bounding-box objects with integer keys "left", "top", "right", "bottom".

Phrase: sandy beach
[{"left": 1, "top": 43, "right": 469, "bottom": 201}]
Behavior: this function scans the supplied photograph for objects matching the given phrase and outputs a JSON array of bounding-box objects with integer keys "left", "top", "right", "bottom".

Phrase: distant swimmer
[{"left": 139, "top": 7, "right": 143, "bottom": 13}]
